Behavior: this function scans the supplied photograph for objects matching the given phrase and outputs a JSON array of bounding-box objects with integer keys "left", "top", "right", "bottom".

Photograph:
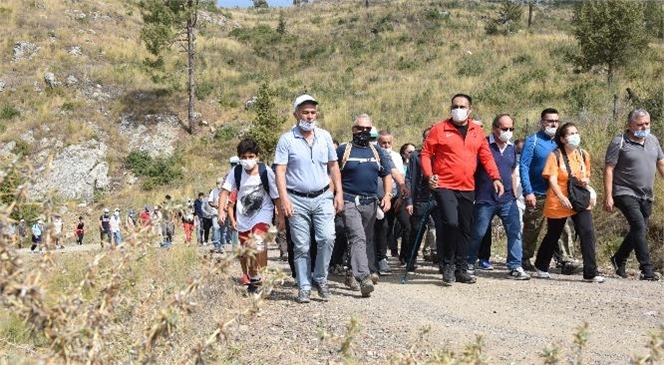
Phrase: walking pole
[{"left": 401, "top": 199, "right": 433, "bottom": 284}]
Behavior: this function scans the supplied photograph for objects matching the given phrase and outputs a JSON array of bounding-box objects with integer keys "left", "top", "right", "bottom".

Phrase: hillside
[{"left": 0, "top": 0, "right": 663, "bottom": 254}]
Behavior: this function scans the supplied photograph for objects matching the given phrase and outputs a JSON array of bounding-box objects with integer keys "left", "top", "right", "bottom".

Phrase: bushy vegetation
[{"left": 125, "top": 150, "right": 183, "bottom": 190}]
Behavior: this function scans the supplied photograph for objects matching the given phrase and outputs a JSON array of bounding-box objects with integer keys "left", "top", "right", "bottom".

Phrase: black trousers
[
  {"left": 330, "top": 215, "right": 348, "bottom": 267},
  {"left": 535, "top": 210, "right": 598, "bottom": 279},
  {"left": 201, "top": 217, "right": 212, "bottom": 243},
  {"left": 613, "top": 195, "right": 654, "bottom": 275},
  {"left": 432, "top": 188, "right": 474, "bottom": 270}
]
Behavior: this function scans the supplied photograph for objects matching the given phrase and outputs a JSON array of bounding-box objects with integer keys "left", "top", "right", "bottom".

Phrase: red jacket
[{"left": 420, "top": 119, "right": 500, "bottom": 191}]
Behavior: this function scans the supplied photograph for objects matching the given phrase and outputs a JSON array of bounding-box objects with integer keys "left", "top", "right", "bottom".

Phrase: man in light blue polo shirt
[{"left": 274, "top": 94, "right": 344, "bottom": 303}]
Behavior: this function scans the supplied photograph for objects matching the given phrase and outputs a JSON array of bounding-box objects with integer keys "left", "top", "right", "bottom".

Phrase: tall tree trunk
[
  {"left": 187, "top": 0, "right": 197, "bottom": 134},
  {"left": 527, "top": 2, "right": 533, "bottom": 28}
]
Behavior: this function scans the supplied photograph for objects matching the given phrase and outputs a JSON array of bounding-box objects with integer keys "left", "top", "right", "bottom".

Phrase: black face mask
[{"left": 353, "top": 131, "right": 371, "bottom": 147}]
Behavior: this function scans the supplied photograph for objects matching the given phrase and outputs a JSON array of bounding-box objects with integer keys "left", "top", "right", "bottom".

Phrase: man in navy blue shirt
[
  {"left": 337, "top": 114, "right": 392, "bottom": 297},
  {"left": 468, "top": 114, "right": 530, "bottom": 280}
]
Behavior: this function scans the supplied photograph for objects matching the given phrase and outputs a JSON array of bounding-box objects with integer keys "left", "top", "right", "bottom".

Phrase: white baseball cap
[{"left": 293, "top": 94, "right": 318, "bottom": 112}]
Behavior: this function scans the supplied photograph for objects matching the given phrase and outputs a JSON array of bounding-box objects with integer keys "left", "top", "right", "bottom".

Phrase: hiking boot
[
  {"left": 611, "top": 256, "right": 627, "bottom": 278},
  {"left": 344, "top": 272, "right": 360, "bottom": 291},
  {"left": 507, "top": 267, "right": 531, "bottom": 280},
  {"left": 442, "top": 265, "right": 455, "bottom": 286},
  {"left": 583, "top": 275, "right": 605, "bottom": 283},
  {"left": 521, "top": 259, "right": 535, "bottom": 272},
  {"left": 296, "top": 290, "right": 311, "bottom": 303},
  {"left": 455, "top": 269, "right": 477, "bottom": 284},
  {"left": 370, "top": 272, "right": 379, "bottom": 285},
  {"left": 535, "top": 268, "right": 551, "bottom": 279},
  {"left": 247, "top": 283, "right": 261, "bottom": 294},
  {"left": 478, "top": 259, "right": 494, "bottom": 270},
  {"left": 313, "top": 281, "right": 331, "bottom": 301},
  {"left": 640, "top": 272, "right": 661, "bottom": 281},
  {"left": 467, "top": 264, "right": 476, "bottom": 276},
  {"left": 378, "top": 258, "right": 392, "bottom": 276},
  {"left": 359, "top": 275, "right": 374, "bottom": 297},
  {"left": 561, "top": 261, "right": 583, "bottom": 275}
]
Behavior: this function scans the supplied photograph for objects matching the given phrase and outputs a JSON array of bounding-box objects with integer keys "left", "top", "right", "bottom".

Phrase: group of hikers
[
  {"left": 216, "top": 93, "right": 663, "bottom": 302},
  {"left": 6, "top": 93, "right": 662, "bottom": 303}
]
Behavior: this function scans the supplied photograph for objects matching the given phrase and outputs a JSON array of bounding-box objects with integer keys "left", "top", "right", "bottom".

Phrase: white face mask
[
  {"left": 498, "top": 130, "right": 513, "bottom": 143},
  {"left": 240, "top": 158, "right": 257, "bottom": 171},
  {"left": 544, "top": 126, "right": 557, "bottom": 137},
  {"left": 566, "top": 134, "right": 581, "bottom": 148},
  {"left": 451, "top": 108, "right": 468, "bottom": 123},
  {"left": 382, "top": 147, "right": 392, "bottom": 153},
  {"left": 298, "top": 120, "right": 316, "bottom": 132}
]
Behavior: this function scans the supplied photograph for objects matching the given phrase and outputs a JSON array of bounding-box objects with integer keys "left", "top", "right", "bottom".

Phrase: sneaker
[
  {"left": 561, "top": 261, "right": 583, "bottom": 275},
  {"left": 478, "top": 259, "right": 494, "bottom": 270},
  {"left": 370, "top": 272, "right": 379, "bottom": 285},
  {"left": 455, "top": 269, "right": 477, "bottom": 284},
  {"left": 583, "top": 275, "right": 605, "bottom": 283},
  {"left": 507, "top": 267, "right": 531, "bottom": 280},
  {"left": 240, "top": 274, "right": 250, "bottom": 286},
  {"left": 313, "top": 281, "right": 331, "bottom": 301},
  {"left": 359, "top": 275, "right": 374, "bottom": 297},
  {"left": 296, "top": 289, "right": 311, "bottom": 303},
  {"left": 467, "top": 264, "right": 476, "bottom": 276},
  {"left": 611, "top": 256, "right": 627, "bottom": 278},
  {"left": 247, "top": 283, "right": 260, "bottom": 294},
  {"left": 344, "top": 272, "right": 360, "bottom": 291},
  {"left": 640, "top": 272, "right": 661, "bottom": 281},
  {"left": 442, "top": 265, "right": 455, "bottom": 286},
  {"left": 535, "top": 268, "right": 551, "bottom": 279},
  {"left": 521, "top": 259, "right": 535, "bottom": 272},
  {"left": 378, "top": 258, "right": 392, "bottom": 276}
]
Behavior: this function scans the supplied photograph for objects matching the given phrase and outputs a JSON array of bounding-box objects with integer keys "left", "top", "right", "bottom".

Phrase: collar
[
  {"left": 292, "top": 125, "right": 316, "bottom": 139},
  {"left": 442, "top": 118, "right": 481, "bottom": 132}
]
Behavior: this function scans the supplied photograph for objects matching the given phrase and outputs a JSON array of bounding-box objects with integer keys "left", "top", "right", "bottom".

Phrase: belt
[
  {"left": 287, "top": 187, "right": 328, "bottom": 198},
  {"left": 344, "top": 193, "right": 377, "bottom": 205}
]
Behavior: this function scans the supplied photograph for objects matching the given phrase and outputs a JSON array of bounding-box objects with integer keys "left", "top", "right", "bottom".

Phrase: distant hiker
[
  {"left": 161, "top": 195, "right": 177, "bottom": 248},
  {"left": 605, "top": 109, "right": 664, "bottom": 281},
  {"left": 139, "top": 206, "right": 152, "bottom": 228},
  {"left": 126, "top": 209, "right": 137, "bottom": 232},
  {"left": 75, "top": 216, "right": 85, "bottom": 245},
  {"left": 110, "top": 208, "right": 122, "bottom": 245},
  {"left": 218, "top": 138, "right": 283, "bottom": 294},
  {"left": 18, "top": 219, "right": 27, "bottom": 248},
  {"left": 99, "top": 208, "right": 112, "bottom": 247},
  {"left": 31, "top": 219, "right": 44, "bottom": 252},
  {"left": 53, "top": 214, "right": 65, "bottom": 249},
  {"left": 182, "top": 201, "right": 195, "bottom": 244},
  {"left": 208, "top": 178, "right": 225, "bottom": 252},
  {"left": 194, "top": 192, "right": 212, "bottom": 245},
  {"left": 274, "top": 94, "right": 343, "bottom": 303}
]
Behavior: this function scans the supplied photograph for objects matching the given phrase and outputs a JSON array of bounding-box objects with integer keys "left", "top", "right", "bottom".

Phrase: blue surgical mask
[{"left": 634, "top": 129, "right": 650, "bottom": 139}]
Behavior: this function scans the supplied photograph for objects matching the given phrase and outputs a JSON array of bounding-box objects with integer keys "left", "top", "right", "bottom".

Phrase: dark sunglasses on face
[
  {"left": 353, "top": 126, "right": 372, "bottom": 132},
  {"left": 498, "top": 127, "right": 515, "bottom": 131}
]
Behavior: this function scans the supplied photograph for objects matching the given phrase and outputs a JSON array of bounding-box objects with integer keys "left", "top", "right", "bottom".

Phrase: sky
[{"left": 217, "top": 0, "right": 293, "bottom": 8}]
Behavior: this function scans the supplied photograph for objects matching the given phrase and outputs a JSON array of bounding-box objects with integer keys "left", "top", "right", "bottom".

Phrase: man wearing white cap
[{"left": 274, "top": 94, "right": 344, "bottom": 303}]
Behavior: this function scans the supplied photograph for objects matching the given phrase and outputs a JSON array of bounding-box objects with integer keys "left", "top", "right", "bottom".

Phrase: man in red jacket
[{"left": 420, "top": 93, "right": 504, "bottom": 285}]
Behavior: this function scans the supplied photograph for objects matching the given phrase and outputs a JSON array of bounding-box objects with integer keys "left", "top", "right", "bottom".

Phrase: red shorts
[{"left": 238, "top": 222, "right": 270, "bottom": 247}]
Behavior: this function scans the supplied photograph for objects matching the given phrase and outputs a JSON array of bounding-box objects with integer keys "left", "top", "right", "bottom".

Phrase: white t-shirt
[
  {"left": 222, "top": 166, "right": 279, "bottom": 232},
  {"left": 53, "top": 218, "right": 63, "bottom": 234},
  {"left": 110, "top": 215, "right": 121, "bottom": 233}
]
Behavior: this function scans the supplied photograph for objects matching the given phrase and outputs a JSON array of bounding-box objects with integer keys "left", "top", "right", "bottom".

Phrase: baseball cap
[
  {"left": 293, "top": 94, "right": 318, "bottom": 112},
  {"left": 370, "top": 127, "right": 379, "bottom": 139},
  {"left": 103, "top": 208, "right": 109, "bottom": 213},
  {"left": 229, "top": 156, "right": 239, "bottom": 165}
]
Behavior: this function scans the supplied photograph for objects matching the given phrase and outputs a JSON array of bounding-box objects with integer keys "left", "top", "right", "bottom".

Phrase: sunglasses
[
  {"left": 498, "top": 127, "right": 515, "bottom": 131},
  {"left": 353, "top": 126, "right": 372, "bottom": 131}
]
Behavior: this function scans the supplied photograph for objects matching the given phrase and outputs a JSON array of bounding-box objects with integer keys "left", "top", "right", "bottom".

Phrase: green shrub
[
  {"left": 13, "top": 140, "right": 31, "bottom": 156},
  {"left": 0, "top": 105, "right": 20, "bottom": 120},
  {"left": 125, "top": 150, "right": 183, "bottom": 190},
  {"left": 214, "top": 125, "right": 238, "bottom": 142},
  {"left": 457, "top": 54, "right": 486, "bottom": 77},
  {"left": 195, "top": 80, "right": 215, "bottom": 100}
]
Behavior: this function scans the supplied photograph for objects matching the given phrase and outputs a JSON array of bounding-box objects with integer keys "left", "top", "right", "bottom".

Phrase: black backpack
[{"left": 233, "top": 163, "right": 270, "bottom": 195}]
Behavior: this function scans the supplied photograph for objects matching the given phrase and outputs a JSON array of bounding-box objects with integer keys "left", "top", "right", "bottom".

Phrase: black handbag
[{"left": 558, "top": 148, "right": 591, "bottom": 213}]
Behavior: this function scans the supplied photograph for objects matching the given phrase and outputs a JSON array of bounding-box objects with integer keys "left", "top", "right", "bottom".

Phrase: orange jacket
[{"left": 420, "top": 119, "right": 500, "bottom": 191}]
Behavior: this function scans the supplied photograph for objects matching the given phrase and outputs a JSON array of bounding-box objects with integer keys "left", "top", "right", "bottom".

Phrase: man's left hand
[
  {"left": 493, "top": 180, "right": 505, "bottom": 197},
  {"left": 334, "top": 193, "right": 344, "bottom": 214},
  {"left": 381, "top": 196, "right": 392, "bottom": 213}
]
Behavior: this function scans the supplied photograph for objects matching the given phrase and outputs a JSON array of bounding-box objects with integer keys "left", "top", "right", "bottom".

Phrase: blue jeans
[
  {"left": 211, "top": 214, "right": 221, "bottom": 249},
  {"left": 288, "top": 190, "right": 336, "bottom": 291},
  {"left": 468, "top": 201, "right": 522, "bottom": 270},
  {"left": 112, "top": 231, "right": 122, "bottom": 246}
]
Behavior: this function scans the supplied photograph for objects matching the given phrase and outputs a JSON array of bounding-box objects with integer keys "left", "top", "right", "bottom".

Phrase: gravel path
[
  {"left": 18, "top": 242, "right": 663, "bottom": 364},
  {"left": 234, "top": 250, "right": 663, "bottom": 365}
]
